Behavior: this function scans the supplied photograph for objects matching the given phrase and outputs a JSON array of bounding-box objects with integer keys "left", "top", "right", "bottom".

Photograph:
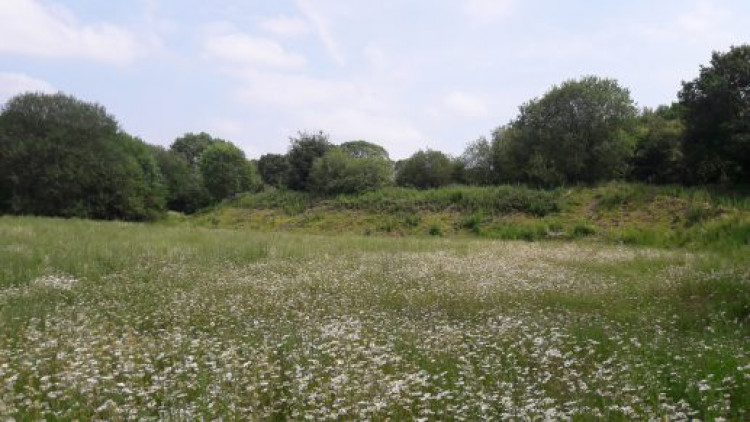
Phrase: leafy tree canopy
[
  {"left": 170, "top": 132, "right": 220, "bottom": 168},
  {"left": 395, "top": 149, "right": 454, "bottom": 189},
  {"left": 339, "top": 140, "right": 390, "bottom": 161},
  {"left": 0, "top": 92, "right": 165, "bottom": 220},
  {"left": 502, "top": 76, "right": 637, "bottom": 186},
  {"left": 309, "top": 146, "right": 393, "bottom": 195},
  {"left": 199, "top": 141, "right": 254, "bottom": 202},
  {"left": 257, "top": 153, "right": 290, "bottom": 188},
  {"left": 679, "top": 44, "right": 750, "bottom": 184},
  {"left": 286, "top": 131, "right": 332, "bottom": 191}
]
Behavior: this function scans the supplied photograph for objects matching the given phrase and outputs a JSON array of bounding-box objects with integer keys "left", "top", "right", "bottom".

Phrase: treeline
[{"left": 0, "top": 45, "right": 747, "bottom": 221}]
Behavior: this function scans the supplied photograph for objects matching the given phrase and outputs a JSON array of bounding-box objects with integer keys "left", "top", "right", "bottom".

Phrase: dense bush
[
  {"left": 498, "top": 76, "right": 637, "bottom": 186},
  {"left": 396, "top": 149, "right": 455, "bottom": 189},
  {"left": 0, "top": 93, "right": 165, "bottom": 220},
  {"left": 309, "top": 143, "right": 393, "bottom": 195},
  {"left": 286, "top": 131, "right": 332, "bottom": 191},
  {"left": 679, "top": 45, "right": 750, "bottom": 184}
]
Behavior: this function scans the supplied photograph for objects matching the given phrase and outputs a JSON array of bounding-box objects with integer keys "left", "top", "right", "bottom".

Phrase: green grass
[
  {"left": 0, "top": 216, "right": 747, "bottom": 419},
  {"left": 189, "top": 183, "right": 749, "bottom": 251}
]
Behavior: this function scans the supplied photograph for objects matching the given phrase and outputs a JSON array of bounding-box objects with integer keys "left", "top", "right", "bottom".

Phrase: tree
[
  {"left": 679, "top": 44, "right": 750, "bottom": 184},
  {"left": 286, "top": 131, "right": 332, "bottom": 191},
  {"left": 170, "top": 132, "right": 216, "bottom": 169},
  {"left": 502, "top": 76, "right": 637, "bottom": 186},
  {"left": 0, "top": 92, "right": 165, "bottom": 220},
  {"left": 199, "top": 141, "right": 254, "bottom": 202},
  {"left": 630, "top": 105, "right": 685, "bottom": 184},
  {"left": 150, "top": 146, "right": 211, "bottom": 213},
  {"left": 257, "top": 153, "right": 290, "bottom": 188},
  {"left": 459, "top": 137, "right": 495, "bottom": 185},
  {"left": 395, "top": 149, "right": 454, "bottom": 189},
  {"left": 339, "top": 140, "right": 390, "bottom": 160},
  {"left": 308, "top": 142, "right": 394, "bottom": 195}
]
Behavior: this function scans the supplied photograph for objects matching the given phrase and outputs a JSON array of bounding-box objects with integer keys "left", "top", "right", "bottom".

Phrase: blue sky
[{"left": 1, "top": 0, "right": 748, "bottom": 159}]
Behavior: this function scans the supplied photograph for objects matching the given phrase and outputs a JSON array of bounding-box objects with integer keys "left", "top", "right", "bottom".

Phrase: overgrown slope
[{"left": 182, "top": 183, "right": 749, "bottom": 250}]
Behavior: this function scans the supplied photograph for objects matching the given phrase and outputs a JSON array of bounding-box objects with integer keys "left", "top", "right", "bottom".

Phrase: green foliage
[
  {"left": 170, "top": 132, "right": 217, "bottom": 169},
  {"left": 631, "top": 105, "right": 685, "bottom": 184},
  {"left": 500, "top": 76, "right": 637, "bottom": 186},
  {"left": 459, "top": 137, "right": 495, "bottom": 185},
  {"left": 679, "top": 44, "right": 750, "bottom": 184},
  {"left": 428, "top": 224, "right": 442, "bottom": 236},
  {"left": 151, "top": 145, "right": 211, "bottom": 213},
  {"left": 257, "top": 153, "right": 290, "bottom": 188},
  {"left": 286, "top": 131, "right": 332, "bottom": 191},
  {"left": 0, "top": 92, "right": 165, "bottom": 220},
  {"left": 395, "top": 149, "right": 455, "bottom": 189},
  {"left": 330, "top": 185, "right": 560, "bottom": 216},
  {"left": 199, "top": 141, "right": 254, "bottom": 202},
  {"left": 308, "top": 144, "right": 394, "bottom": 195},
  {"left": 460, "top": 212, "right": 484, "bottom": 234},
  {"left": 338, "top": 140, "right": 390, "bottom": 160}
]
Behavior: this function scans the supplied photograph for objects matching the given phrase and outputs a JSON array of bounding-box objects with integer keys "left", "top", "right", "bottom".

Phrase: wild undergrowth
[
  {"left": 190, "top": 183, "right": 749, "bottom": 251},
  {"left": 0, "top": 216, "right": 747, "bottom": 419}
]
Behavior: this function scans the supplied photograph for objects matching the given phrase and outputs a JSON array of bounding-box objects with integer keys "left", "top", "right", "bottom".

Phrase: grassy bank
[
  {"left": 0, "top": 216, "right": 747, "bottom": 419},
  {"left": 186, "top": 183, "right": 749, "bottom": 251}
]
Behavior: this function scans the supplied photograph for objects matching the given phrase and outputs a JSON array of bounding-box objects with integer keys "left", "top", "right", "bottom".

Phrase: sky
[{"left": 1, "top": 0, "right": 748, "bottom": 159}]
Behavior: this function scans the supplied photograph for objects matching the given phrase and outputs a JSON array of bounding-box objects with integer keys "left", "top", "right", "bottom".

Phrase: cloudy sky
[{"left": 1, "top": 0, "right": 748, "bottom": 159}]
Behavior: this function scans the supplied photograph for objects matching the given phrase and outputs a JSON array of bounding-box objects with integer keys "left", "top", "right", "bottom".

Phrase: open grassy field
[{"left": 0, "top": 215, "right": 747, "bottom": 419}]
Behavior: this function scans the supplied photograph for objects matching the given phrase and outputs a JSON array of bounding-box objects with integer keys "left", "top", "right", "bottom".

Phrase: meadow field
[{"left": 0, "top": 216, "right": 747, "bottom": 419}]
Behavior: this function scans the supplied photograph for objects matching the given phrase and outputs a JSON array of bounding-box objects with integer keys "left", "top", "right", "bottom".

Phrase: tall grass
[{"left": 0, "top": 216, "right": 746, "bottom": 419}]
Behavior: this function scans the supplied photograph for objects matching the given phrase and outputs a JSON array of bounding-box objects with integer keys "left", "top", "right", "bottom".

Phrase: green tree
[
  {"left": 286, "top": 131, "right": 332, "bottom": 191},
  {"left": 309, "top": 142, "right": 393, "bottom": 195},
  {"left": 257, "top": 153, "right": 290, "bottom": 188},
  {"left": 395, "top": 149, "right": 454, "bottom": 189},
  {"left": 339, "top": 140, "right": 390, "bottom": 160},
  {"left": 679, "top": 44, "right": 750, "bottom": 183},
  {"left": 631, "top": 105, "right": 685, "bottom": 184},
  {"left": 199, "top": 141, "right": 254, "bottom": 202},
  {"left": 503, "top": 76, "right": 637, "bottom": 186},
  {"left": 0, "top": 92, "right": 165, "bottom": 220},
  {"left": 459, "top": 137, "right": 495, "bottom": 185},
  {"left": 150, "top": 146, "right": 211, "bottom": 213},
  {"left": 170, "top": 132, "right": 216, "bottom": 169}
]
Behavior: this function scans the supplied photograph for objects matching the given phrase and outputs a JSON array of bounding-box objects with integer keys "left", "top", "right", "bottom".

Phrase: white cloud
[
  {"left": 442, "top": 91, "right": 489, "bottom": 119},
  {"left": 296, "top": 0, "right": 346, "bottom": 65},
  {"left": 0, "top": 0, "right": 142, "bottom": 64},
  {"left": 364, "top": 42, "right": 387, "bottom": 71},
  {"left": 236, "top": 70, "right": 357, "bottom": 108},
  {"left": 0, "top": 72, "right": 56, "bottom": 104},
  {"left": 204, "top": 32, "right": 306, "bottom": 69},
  {"left": 677, "top": 1, "right": 728, "bottom": 33},
  {"left": 208, "top": 117, "right": 247, "bottom": 140},
  {"left": 464, "top": 0, "right": 516, "bottom": 25},
  {"left": 259, "top": 15, "right": 310, "bottom": 37}
]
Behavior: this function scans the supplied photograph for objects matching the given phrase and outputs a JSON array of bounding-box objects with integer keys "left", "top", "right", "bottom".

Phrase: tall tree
[
  {"left": 679, "top": 44, "right": 750, "bottom": 184},
  {"left": 339, "top": 140, "right": 390, "bottom": 160},
  {"left": 257, "top": 153, "right": 290, "bottom": 188},
  {"left": 170, "top": 132, "right": 216, "bottom": 169},
  {"left": 150, "top": 146, "right": 211, "bottom": 213},
  {"left": 502, "top": 76, "right": 637, "bottom": 186},
  {"left": 630, "top": 105, "right": 685, "bottom": 184},
  {"left": 460, "top": 137, "right": 495, "bottom": 185},
  {"left": 286, "top": 131, "right": 332, "bottom": 191},
  {"left": 0, "top": 92, "right": 165, "bottom": 220},
  {"left": 199, "top": 141, "right": 254, "bottom": 202}
]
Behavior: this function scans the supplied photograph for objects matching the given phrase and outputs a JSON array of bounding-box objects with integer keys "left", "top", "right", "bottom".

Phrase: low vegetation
[
  {"left": 0, "top": 217, "right": 747, "bottom": 419},
  {"left": 189, "top": 182, "right": 749, "bottom": 251}
]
